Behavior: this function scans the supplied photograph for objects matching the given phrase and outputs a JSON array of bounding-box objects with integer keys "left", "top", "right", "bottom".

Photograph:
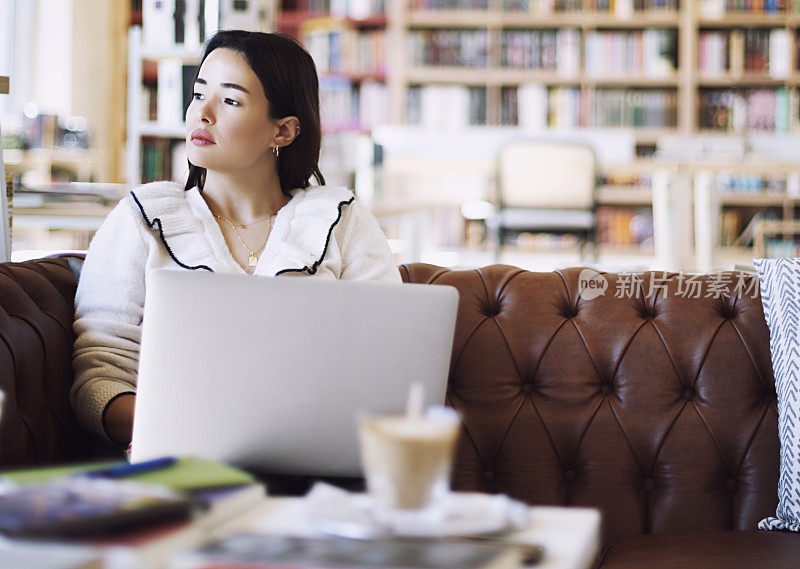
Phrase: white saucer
[{"left": 304, "top": 483, "right": 530, "bottom": 539}]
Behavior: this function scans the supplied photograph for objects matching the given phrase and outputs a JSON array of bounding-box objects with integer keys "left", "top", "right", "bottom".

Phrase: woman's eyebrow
[{"left": 194, "top": 77, "right": 250, "bottom": 94}]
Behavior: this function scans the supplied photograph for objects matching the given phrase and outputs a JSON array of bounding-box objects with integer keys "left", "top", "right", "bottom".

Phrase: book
[
  {"left": 219, "top": 0, "right": 273, "bottom": 33},
  {"left": 143, "top": 0, "right": 176, "bottom": 48},
  {"left": 0, "top": 459, "right": 266, "bottom": 569},
  {"left": 158, "top": 58, "right": 184, "bottom": 125},
  {"left": 172, "top": 533, "right": 522, "bottom": 569}
]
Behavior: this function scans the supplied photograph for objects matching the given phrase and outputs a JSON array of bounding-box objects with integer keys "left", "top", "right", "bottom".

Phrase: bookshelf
[
  {"left": 692, "top": 160, "right": 800, "bottom": 271},
  {"left": 385, "top": 1, "right": 800, "bottom": 150}
]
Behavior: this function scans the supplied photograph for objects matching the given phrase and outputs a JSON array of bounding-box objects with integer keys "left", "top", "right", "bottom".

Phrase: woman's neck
[{"left": 201, "top": 168, "right": 288, "bottom": 223}]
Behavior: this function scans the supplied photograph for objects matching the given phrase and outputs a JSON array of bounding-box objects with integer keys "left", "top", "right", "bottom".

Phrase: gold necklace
[
  {"left": 213, "top": 213, "right": 271, "bottom": 229},
  {"left": 217, "top": 215, "right": 275, "bottom": 269}
]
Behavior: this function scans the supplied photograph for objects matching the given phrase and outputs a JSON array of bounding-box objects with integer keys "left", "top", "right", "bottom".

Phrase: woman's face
[{"left": 185, "top": 47, "right": 276, "bottom": 173}]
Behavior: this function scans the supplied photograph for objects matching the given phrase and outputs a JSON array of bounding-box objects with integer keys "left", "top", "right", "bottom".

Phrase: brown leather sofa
[{"left": 1, "top": 255, "right": 799, "bottom": 567}]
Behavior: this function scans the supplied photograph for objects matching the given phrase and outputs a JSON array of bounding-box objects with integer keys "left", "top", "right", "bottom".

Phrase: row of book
[
  {"left": 507, "top": 232, "right": 585, "bottom": 250},
  {"left": 142, "top": 0, "right": 273, "bottom": 49},
  {"left": 409, "top": 0, "right": 490, "bottom": 8},
  {"left": 584, "top": 30, "right": 676, "bottom": 77},
  {"left": 596, "top": 206, "right": 654, "bottom": 247},
  {"left": 406, "top": 85, "right": 486, "bottom": 127},
  {"left": 16, "top": 112, "right": 91, "bottom": 151},
  {"left": 305, "top": 0, "right": 386, "bottom": 18},
  {"left": 598, "top": 171, "right": 651, "bottom": 187},
  {"left": 144, "top": 61, "right": 199, "bottom": 125},
  {"left": 405, "top": 83, "right": 677, "bottom": 129},
  {"left": 304, "top": 26, "right": 386, "bottom": 75},
  {"left": 141, "top": 138, "right": 188, "bottom": 184},
  {"left": 411, "top": 0, "right": 787, "bottom": 12},
  {"left": 718, "top": 209, "right": 779, "bottom": 247},
  {"left": 587, "top": 89, "right": 678, "bottom": 128},
  {"left": 545, "top": 87, "right": 678, "bottom": 129},
  {"left": 764, "top": 239, "right": 800, "bottom": 258},
  {"left": 698, "top": 29, "right": 791, "bottom": 78},
  {"left": 409, "top": 29, "right": 675, "bottom": 76},
  {"left": 714, "top": 0, "right": 787, "bottom": 13},
  {"left": 698, "top": 88, "right": 793, "bottom": 132},
  {"left": 555, "top": 0, "right": 677, "bottom": 11},
  {"left": 413, "top": 0, "right": 675, "bottom": 9},
  {"left": 499, "top": 29, "right": 579, "bottom": 74},
  {"left": 319, "top": 77, "right": 389, "bottom": 132},
  {"left": 407, "top": 30, "right": 489, "bottom": 67},
  {"left": 716, "top": 172, "right": 789, "bottom": 193}
]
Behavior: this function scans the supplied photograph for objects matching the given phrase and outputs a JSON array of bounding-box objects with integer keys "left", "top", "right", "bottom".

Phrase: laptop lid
[{"left": 131, "top": 269, "right": 459, "bottom": 477}]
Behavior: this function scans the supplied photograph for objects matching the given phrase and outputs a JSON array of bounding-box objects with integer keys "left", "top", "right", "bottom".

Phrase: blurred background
[{"left": 2, "top": 0, "right": 800, "bottom": 273}]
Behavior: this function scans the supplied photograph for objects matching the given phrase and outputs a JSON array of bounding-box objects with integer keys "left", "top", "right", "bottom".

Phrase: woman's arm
[{"left": 71, "top": 200, "right": 149, "bottom": 443}]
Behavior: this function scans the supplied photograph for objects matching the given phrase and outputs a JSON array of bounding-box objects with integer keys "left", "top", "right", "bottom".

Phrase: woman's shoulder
[
  {"left": 123, "top": 180, "right": 192, "bottom": 220},
  {"left": 128, "top": 180, "right": 186, "bottom": 202},
  {"left": 298, "top": 185, "right": 355, "bottom": 205}
]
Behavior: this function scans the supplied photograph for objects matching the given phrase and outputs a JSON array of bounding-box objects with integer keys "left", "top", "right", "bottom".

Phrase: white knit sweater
[{"left": 71, "top": 181, "right": 401, "bottom": 440}]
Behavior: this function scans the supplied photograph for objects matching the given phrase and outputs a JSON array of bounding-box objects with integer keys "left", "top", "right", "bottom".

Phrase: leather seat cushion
[{"left": 599, "top": 531, "right": 800, "bottom": 568}]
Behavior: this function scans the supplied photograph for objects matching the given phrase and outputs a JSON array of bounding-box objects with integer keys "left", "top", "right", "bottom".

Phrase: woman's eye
[
  {"left": 225, "top": 98, "right": 241, "bottom": 107},
  {"left": 192, "top": 92, "right": 204, "bottom": 100}
]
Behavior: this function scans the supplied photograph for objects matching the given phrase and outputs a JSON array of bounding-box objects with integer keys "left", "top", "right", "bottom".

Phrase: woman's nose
[{"left": 195, "top": 100, "right": 214, "bottom": 124}]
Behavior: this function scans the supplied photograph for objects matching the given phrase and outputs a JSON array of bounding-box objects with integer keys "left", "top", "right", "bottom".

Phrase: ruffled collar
[{"left": 129, "top": 181, "right": 355, "bottom": 276}]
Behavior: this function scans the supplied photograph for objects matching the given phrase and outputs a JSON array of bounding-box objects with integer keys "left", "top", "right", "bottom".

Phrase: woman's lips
[{"left": 190, "top": 130, "right": 215, "bottom": 146}]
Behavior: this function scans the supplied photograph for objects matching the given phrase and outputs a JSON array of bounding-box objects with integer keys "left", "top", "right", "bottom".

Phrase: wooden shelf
[
  {"left": 698, "top": 14, "right": 790, "bottom": 27},
  {"left": 698, "top": 75, "right": 789, "bottom": 87},
  {"left": 716, "top": 192, "right": 795, "bottom": 206},
  {"left": 0, "top": 76, "right": 8, "bottom": 95},
  {"left": 321, "top": 71, "right": 386, "bottom": 83},
  {"left": 406, "top": 67, "right": 489, "bottom": 85},
  {"left": 582, "top": 11, "right": 680, "bottom": 28},
  {"left": 597, "top": 186, "right": 652, "bottom": 205},
  {"left": 4, "top": 148, "right": 96, "bottom": 166},
  {"left": 406, "top": 10, "right": 679, "bottom": 29},
  {"left": 583, "top": 75, "right": 679, "bottom": 87}
]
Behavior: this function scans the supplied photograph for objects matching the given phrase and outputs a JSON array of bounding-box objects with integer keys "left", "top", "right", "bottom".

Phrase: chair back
[{"left": 498, "top": 140, "right": 597, "bottom": 210}]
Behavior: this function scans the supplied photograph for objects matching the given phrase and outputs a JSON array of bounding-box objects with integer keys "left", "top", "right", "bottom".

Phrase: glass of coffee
[{"left": 358, "top": 406, "right": 460, "bottom": 511}]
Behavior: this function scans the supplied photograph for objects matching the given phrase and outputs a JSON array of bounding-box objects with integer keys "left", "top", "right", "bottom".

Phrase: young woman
[{"left": 71, "top": 31, "right": 400, "bottom": 447}]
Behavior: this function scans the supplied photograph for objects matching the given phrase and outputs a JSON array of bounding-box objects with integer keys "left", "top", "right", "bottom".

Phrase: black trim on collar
[
  {"left": 130, "top": 190, "right": 214, "bottom": 272},
  {"left": 275, "top": 196, "right": 355, "bottom": 276}
]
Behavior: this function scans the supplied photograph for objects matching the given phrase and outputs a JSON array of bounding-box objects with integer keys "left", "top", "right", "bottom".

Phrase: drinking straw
[{"left": 406, "top": 383, "right": 424, "bottom": 418}]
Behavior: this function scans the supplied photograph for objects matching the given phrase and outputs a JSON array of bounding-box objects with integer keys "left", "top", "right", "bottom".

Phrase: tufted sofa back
[
  {"left": 0, "top": 256, "right": 95, "bottom": 467},
  {"left": 399, "top": 264, "right": 779, "bottom": 547},
  {"left": 0, "top": 258, "right": 779, "bottom": 550}
]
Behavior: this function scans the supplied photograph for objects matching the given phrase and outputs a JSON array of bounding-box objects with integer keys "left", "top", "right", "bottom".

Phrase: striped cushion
[{"left": 754, "top": 257, "right": 800, "bottom": 532}]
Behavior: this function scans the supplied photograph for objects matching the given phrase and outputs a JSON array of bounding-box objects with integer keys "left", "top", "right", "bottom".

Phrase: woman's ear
[{"left": 275, "top": 116, "right": 301, "bottom": 148}]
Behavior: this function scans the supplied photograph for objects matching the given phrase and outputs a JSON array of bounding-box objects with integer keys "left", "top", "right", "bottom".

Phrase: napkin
[{"left": 304, "top": 483, "right": 529, "bottom": 538}]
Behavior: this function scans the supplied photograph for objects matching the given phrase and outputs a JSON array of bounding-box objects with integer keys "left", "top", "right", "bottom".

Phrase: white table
[
  {"left": 0, "top": 495, "right": 600, "bottom": 569},
  {"left": 244, "top": 497, "right": 601, "bottom": 569}
]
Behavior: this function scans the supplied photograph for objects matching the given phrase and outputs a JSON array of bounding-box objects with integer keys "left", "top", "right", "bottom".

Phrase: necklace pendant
[{"left": 248, "top": 254, "right": 258, "bottom": 267}]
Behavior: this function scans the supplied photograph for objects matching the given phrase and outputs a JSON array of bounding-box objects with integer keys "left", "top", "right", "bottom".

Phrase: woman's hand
[{"left": 103, "top": 394, "right": 136, "bottom": 446}]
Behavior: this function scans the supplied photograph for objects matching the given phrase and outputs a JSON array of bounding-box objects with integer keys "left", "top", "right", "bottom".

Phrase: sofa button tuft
[
  {"left": 564, "top": 470, "right": 576, "bottom": 484},
  {"left": 522, "top": 382, "right": 534, "bottom": 395},
  {"left": 600, "top": 383, "right": 613, "bottom": 396},
  {"left": 683, "top": 388, "right": 694, "bottom": 401},
  {"left": 726, "top": 478, "right": 737, "bottom": 493},
  {"left": 482, "top": 470, "right": 495, "bottom": 483},
  {"left": 642, "top": 478, "right": 655, "bottom": 492}
]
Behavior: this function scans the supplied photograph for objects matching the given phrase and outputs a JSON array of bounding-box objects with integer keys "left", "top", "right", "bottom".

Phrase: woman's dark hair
[{"left": 184, "top": 30, "right": 325, "bottom": 193}]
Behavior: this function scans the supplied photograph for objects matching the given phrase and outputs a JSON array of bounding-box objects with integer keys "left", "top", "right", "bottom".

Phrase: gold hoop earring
[{"left": 272, "top": 146, "right": 280, "bottom": 158}]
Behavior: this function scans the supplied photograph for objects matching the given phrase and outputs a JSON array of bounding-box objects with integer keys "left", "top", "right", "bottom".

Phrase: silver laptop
[{"left": 130, "top": 269, "right": 459, "bottom": 477}]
